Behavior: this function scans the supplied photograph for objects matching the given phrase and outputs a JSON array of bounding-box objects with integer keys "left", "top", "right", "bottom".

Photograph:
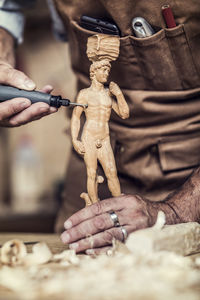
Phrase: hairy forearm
[
  {"left": 0, "top": 28, "right": 15, "bottom": 66},
  {"left": 146, "top": 167, "right": 200, "bottom": 225}
]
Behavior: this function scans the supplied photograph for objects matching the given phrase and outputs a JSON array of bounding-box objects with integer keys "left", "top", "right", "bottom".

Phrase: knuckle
[
  {"left": 103, "top": 230, "right": 114, "bottom": 244},
  {"left": 91, "top": 202, "right": 102, "bottom": 216},
  {"left": 70, "top": 227, "right": 81, "bottom": 239},
  {"left": 123, "top": 194, "right": 136, "bottom": 205},
  {"left": 125, "top": 194, "right": 143, "bottom": 208},
  {"left": 9, "top": 103, "right": 21, "bottom": 115},
  {"left": 93, "top": 215, "right": 106, "bottom": 231},
  {"left": 0, "top": 67, "right": 10, "bottom": 83},
  {"left": 127, "top": 194, "right": 136, "bottom": 201},
  {"left": 7, "top": 103, "right": 25, "bottom": 121},
  {"left": 140, "top": 215, "right": 149, "bottom": 228},
  {"left": 135, "top": 214, "right": 148, "bottom": 229},
  {"left": 24, "top": 109, "right": 37, "bottom": 121},
  {"left": 5, "top": 68, "right": 21, "bottom": 84},
  {"left": 74, "top": 225, "right": 88, "bottom": 239},
  {"left": 113, "top": 228, "right": 123, "bottom": 241}
]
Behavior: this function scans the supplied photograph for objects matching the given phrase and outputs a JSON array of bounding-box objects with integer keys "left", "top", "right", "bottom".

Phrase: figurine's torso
[{"left": 82, "top": 87, "right": 112, "bottom": 140}]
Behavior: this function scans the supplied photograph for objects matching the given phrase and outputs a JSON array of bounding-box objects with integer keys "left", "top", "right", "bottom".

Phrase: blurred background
[{"left": 0, "top": 1, "right": 76, "bottom": 232}]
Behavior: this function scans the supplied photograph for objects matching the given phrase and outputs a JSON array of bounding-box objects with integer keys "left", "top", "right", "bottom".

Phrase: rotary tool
[{"left": 0, "top": 85, "right": 88, "bottom": 108}]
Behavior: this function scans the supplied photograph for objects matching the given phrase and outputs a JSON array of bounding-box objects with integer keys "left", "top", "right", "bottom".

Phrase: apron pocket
[
  {"left": 158, "top": 134, "right": 200, "bottom": 172},
  {"left": 130, "top": 25, "right": 200, "bottom": 91},
  {"left": 130, "top": 29, "right": 182, "bottom": 91},
  {"left": 110, "top": 35, "right": 142, "bottom": 89},
  {"left": 165, "top": 24, "right": 200, "bottom": 89}
]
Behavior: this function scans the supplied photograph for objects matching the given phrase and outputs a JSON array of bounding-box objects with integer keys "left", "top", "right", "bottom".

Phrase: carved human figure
[{"left": 71, "top": 40, "right": 129, "bottom": 206}]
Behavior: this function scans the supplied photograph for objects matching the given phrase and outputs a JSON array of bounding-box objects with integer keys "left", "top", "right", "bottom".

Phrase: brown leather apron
[{"left": 53, "top": 0, "right": 200, "bottom": 232}]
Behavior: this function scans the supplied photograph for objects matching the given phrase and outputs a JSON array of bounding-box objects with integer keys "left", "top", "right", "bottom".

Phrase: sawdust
[{"left": 0, "top": 213, "right": 200, "bottom": 300}]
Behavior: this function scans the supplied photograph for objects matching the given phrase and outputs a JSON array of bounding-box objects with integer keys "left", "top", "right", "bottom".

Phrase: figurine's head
[{"left": 90, "top": 60, "right": 111, "bottom": 83}]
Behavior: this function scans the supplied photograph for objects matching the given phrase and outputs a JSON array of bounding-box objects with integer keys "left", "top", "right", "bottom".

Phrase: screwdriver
[{"left": 0, "top": 85, "right": 88, "bottom": 108}]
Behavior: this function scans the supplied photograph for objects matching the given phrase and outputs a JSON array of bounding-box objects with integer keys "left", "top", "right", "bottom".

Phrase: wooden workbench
[
  {"left": 0, "top": 233, "right": 65, "bottom": 254},
  {"left": 0, "top": 233, "right": 199, "bottom": 300},
  {"left": 0, "top": 233, "right": 66, "bottom": 300}
]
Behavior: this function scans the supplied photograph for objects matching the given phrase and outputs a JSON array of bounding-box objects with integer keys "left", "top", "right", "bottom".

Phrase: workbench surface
[
  {"left": 0, "top": 233, "right": 199, "bottom": 300},
  {"left": 0, "top": 233, "right": 66, "bottom": 300},
  {"left": 0, "top": 233, "right": 65, "bottom": 254}
]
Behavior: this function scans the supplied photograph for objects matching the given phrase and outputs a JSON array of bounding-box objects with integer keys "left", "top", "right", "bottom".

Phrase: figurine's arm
[
  {"left": 71, "top": 90, "right": 87, "bottom": 155},
  {"left": 109, "top": 81, "right": 129, "bottom": 119}
]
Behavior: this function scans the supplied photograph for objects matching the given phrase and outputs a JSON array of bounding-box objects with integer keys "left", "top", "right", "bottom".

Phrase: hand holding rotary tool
[{"left": 0, "top": 85, "right": 88, "bottom": 109}]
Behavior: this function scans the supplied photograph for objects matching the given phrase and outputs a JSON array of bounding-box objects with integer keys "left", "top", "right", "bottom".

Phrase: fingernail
[
  {"left": 61, "top": 232, "right": 70, "bottom": 244},
  {"left": 49, "top": 107, "right": 57, "bottom": 113},
  {"left": 64, "top": 220, "right": 72, "bottom": 230},
  {"left": 86, "top": 249, "right": 94, "bottom": 255},
  {"left": 24, "top": 79, "right": 35, "bottom": 89},
  {"left": 39, "top": 106, "right": 49, "bottom": 113},
  {"left": 69, "top": 243, "right": 79, "bottom": 250}
]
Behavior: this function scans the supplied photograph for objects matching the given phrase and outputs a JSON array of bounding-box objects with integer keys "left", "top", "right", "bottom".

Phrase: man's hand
[
  {"left": 61, "top": 194, "right": 153, "bottom": 255},
  {"left": 72, "top": 140, "right": 85, "bottom": 155},
  {"left": 0, "top": 28, "right": 57, "bottom": 127},
  {"left": 61, "top": 165, "right": 200, "bottom": 255},
  {"left": 0, "top": 80, "right": 57, "bottom": 127},
  {"left": 0, "top": 60, "right": 57, "bottom": 127}
]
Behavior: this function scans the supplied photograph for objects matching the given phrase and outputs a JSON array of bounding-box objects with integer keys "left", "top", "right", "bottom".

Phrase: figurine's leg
[
  {"left": 98, "top": 139, "right": 121, "bottom": 197},
  {"left": 83, "top": 142, "right": 99, "bottom": 203}
]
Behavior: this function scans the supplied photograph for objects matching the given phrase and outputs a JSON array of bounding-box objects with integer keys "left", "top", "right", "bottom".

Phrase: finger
[
  {"left": 0, "top": 98, "right": 31, "bottom": 122},
  {"left": 67, "top": 227, "right": 126, "bottom": 253},
  {"left": 85, "top": 247, "right": 112, "bottom": 256},
  {"left": 61, "top": 211, "right": 122, "bottom": 244},
  {"left": 39, "top": 85, "right": 58, "bottom": 114},
  {"left": 49, "top": 106, "right": 58, "bottom": 113},
  {"left": 40, "top": 85, "right": 53, "bottom": 94},
  {"left": 64, "top": 196, "right": 126, "bottom": 230},
  {"left": 0, "top": 63, "right": 35, "bottom": 90},
  {"left": 8, "top": 102, "right": 51, "bottom": 126},
  {"left": 67, "top": 217, "right": 148, "bottom": 253},
  {"left": 61, "top": 206, "right": 149, "bottom": 246},
  {"left": 61, "top": 209, "right": 133, "bottom": 245},
  {"left": 30, "top": 106, "right": 57, "bottom": 121}
]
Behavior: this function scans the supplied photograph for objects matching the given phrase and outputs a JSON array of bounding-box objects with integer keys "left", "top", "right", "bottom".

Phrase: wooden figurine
[{"left": 71, "top": 34, "right": 130, "bottom": 206}]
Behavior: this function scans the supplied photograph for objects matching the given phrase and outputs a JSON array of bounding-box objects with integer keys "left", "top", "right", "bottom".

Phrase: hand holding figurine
[{"left": 61, "top": 194, "right": 155, "bottom": 255}]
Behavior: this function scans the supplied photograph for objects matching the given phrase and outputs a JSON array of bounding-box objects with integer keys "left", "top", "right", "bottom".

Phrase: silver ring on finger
[
  {"left": 109, "top": 211, "right": 120, "bottom": 227},
  {"left": 120, "top": 226, "right": 128, "bottom": 243}
]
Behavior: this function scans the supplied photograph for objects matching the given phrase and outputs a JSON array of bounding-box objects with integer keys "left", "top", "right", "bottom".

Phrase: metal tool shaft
[{"left": 69, "top": 102, "right": 88, "bottom": 108}]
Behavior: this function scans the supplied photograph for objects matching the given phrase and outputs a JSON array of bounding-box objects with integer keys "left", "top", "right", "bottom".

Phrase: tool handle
[{"left": 0, "top": 85, "right": 52, "bottom": 104}]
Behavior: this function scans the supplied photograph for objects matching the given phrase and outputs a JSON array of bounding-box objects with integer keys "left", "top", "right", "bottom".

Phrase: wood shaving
[
  {"left": 23, "top": 243, "right": 52, "bottom": 266},
  {"left": 0, "top": 215, "right": 200, "bottom": 300},
  {"left": 53, "top": 250, "right": 80, "bottom": 266},
  {"left": 126, "top": 211, "right": 200, "bottom": 256},
  {"left": 0, "top": 249, "right": 199, "bottom": 300},
  {"left": 0, "top": 239, "right": 27, "bottom": 266}
]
